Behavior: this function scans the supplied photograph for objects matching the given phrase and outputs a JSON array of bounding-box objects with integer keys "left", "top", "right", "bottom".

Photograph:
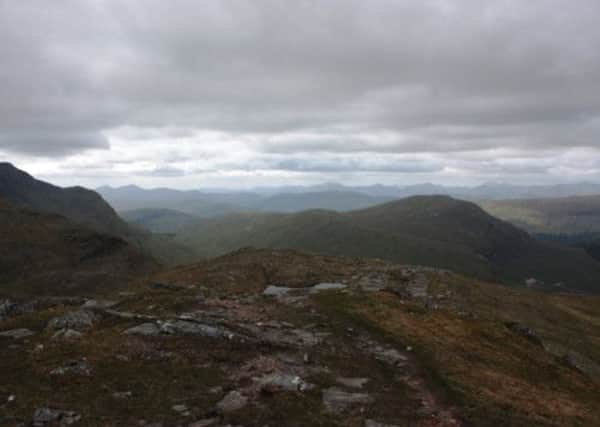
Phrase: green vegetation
[
  {"left": 480, "top": 195, "right": 600, "bottom": 235},
  {"left": 120, "top": 208, "right": 199, "bottom": 233},
  {"left": 174, "top": 196, "right": 600, "bottom": 292}
]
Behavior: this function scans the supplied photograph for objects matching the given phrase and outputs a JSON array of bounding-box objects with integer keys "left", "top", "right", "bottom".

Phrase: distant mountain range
[
  {"left": 97, "top": 181, "right": 600, "bottom": 223},
  {"left": 174, "top": 196, "right": 600, "bottom": 293},
  {"left": 4, "top": 162, "right": 600, "bottom": 293}
]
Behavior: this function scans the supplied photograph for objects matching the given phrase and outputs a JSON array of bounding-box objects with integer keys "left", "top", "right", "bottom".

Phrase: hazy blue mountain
[{"left": 98, "top": 181, "right": 600, "bottom": 218}]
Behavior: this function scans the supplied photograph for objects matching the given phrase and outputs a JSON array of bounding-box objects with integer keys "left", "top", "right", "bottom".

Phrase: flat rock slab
[
  {"left": 124, "top": 322, "right": 161, "bottom": 336},
  {"left": 322, "top": 387, "right": 373, "bottom": 413},
  {"left": 310, "top": 282, "right": 347, "bottom": 293},
  {"left": 216, "top": 390, "right": 248, "bottom": 413},
  {"left": 0, "top": 328, "right": 35, "bottom": 340},
  {"left": 50, "top": 360, "right": 91, "bottom": 376},
  {"left": 0, "top": 328, "right": 35, "bottom": 339},
  {"left": 124, "top": 320, "right": 236, "bottom": 339},
  {"left": 159, "top": 320, "right": 235, "bottom": 339},
  {"left": 263, "top": 285, "right": 293, "bottom": 297},
  {"left": 47, "top": 310, "right": 97, "bottom": 331},
  {"left": 256, "top": 373, "right": 313, "bottom": 392},
  {"left": 52, "top": 328, "right": 84, "bottom": 340},
  {"left": 82, "top": 299, "right": 118, "bottom": 310}
]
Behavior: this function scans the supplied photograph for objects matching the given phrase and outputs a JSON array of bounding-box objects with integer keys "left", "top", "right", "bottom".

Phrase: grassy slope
[
  {"left": 480, "top": 195, "right": 600, "bottom": 235},
  {"left": 3, "top": 249, "right": 597, "bottom": 426},
  {"left": 176, "top": 197, "right": 600, "bottom": 292},
  {"left": 120, "top": 208, "right": 199, "bottom": 233}
]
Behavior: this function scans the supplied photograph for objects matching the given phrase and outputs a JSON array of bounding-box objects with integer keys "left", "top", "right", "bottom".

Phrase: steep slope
[
  {"left": 0, "top": 163, "right": 197, "bottom": 266},
  {"left": 176, "top": 196, "right": 600, "bottom": 292},
  {"left": 0, "top": 199, "right": 157, "bottom": 296},
  {"left": 0, "top": 163, "right": 133, "bottom": 238}
]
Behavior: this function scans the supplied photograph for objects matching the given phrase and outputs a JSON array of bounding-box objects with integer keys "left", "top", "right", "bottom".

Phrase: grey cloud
[
  {"left": 140, "top": 166, "right": 186, "bottom": 177},
  {"left": 1, "top": 0, "right": 600, "bottom": 183},
  {"left": 271, "top": 158, "right": 441, "bottom": 174}
]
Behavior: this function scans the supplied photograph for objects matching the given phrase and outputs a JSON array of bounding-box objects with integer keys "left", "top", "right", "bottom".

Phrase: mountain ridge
[{"left": 175, "top": 195, "right": 600, "bottom": 293}]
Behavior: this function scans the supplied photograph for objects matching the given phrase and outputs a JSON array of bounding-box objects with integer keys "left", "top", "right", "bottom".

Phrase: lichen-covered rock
[
  {"left": 47, "top": 310, "right": 97, "bottom": 331},
  {"left": 52, "top": 328, "right": 84, "bottom": 340},
  {"left": 50, "top": 360, "right": 91, "bottom": 376},
  {"left": 256, "top": 373, "right": 313, "bottom": 392},
  {"left": 32, "top": 407, "right": 81, "bottom": 426},
  {"left": 124, "top": 322, "right": 160, "bottom": 336},
  {"left": 216, "top": 390, "right": 248, "bottom": 413},
  {"left": 0, "top": 328, "right": 35, "bottom": 339}
]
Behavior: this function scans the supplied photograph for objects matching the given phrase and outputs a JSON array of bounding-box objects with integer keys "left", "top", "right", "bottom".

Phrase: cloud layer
[{"left": 1, "top": 1, "right": 600, "bottom": 187}]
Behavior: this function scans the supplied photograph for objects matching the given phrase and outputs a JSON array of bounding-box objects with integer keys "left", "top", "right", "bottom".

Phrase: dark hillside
[
  {"left": 0, "top": 199, "right": 157, "bottom": 296},
  {"left": 176, "top": 196, "right": 600, "bottom": 292}
]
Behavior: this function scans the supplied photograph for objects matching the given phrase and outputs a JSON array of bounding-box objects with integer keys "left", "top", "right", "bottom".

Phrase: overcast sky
[{"left": 1, "top": 0, "right": 600, "bottom": 189}]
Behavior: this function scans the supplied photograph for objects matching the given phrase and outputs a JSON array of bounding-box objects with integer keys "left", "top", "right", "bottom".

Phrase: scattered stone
[
  {"left": 216, "top": 391, "right": 248, "bottom": 413},
  {"left": 124, "top": 322, "right": 161, "bottom": 336},
  {"left": 322, "top": 387, "right": 373, "bottom": 413},
  {"left": 112, "top": 391, "right": 132, "bottom": 399},
  {"left": 335, "top": 377, "right": 369, "bottom": 389},
  {"left": 172, "top": 404, "right": 191, "bottom": 416},
  {"left": 246, "top": 326, "right": 324, "bottom": 348},
  {"left": 104, "top": 309, "right": 157, "bottom": 321},
  {"left": 32, "top": 407, "right": 81, "bottom": 426},
  {"left": 263, "top": 285, "right": 292, "bottom": 297},
  {"left": 0, "top": 328, "right": 35, "bottom": 339},
  {"left": 310, "top": 282, "right": 347, "bottom": 293},
  {"left": 257, "top": 373, "right": 314, "bottom": 392},
  {"left": 505, "top": 322, "right": 543, "bottom": 346},
  {"left": 373, "top": 347, "right": 408, "bottom": 366},
  {"left": 47, "top": 310, "right": 97, "bottom": 331},
  {"left": 50, "top": 360, "right": 91, "bottom": 376},
  {"left": 7, "top": 394, "right": 16, "bottom": 403},
  {"left": 209, "top": 386, "right": 223, "bottom": 395},
  {"left": 159, "top": 320, "right": 235, "bottom": 339},
  {"left": 52, "top": 329, "right": 83, "bottom": 340},
  {"left": 82, "top": 299, "right": 118, "bottom": 310},
  {"left": 356, "top": 273, "right": 388, "bottom": 291}
]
